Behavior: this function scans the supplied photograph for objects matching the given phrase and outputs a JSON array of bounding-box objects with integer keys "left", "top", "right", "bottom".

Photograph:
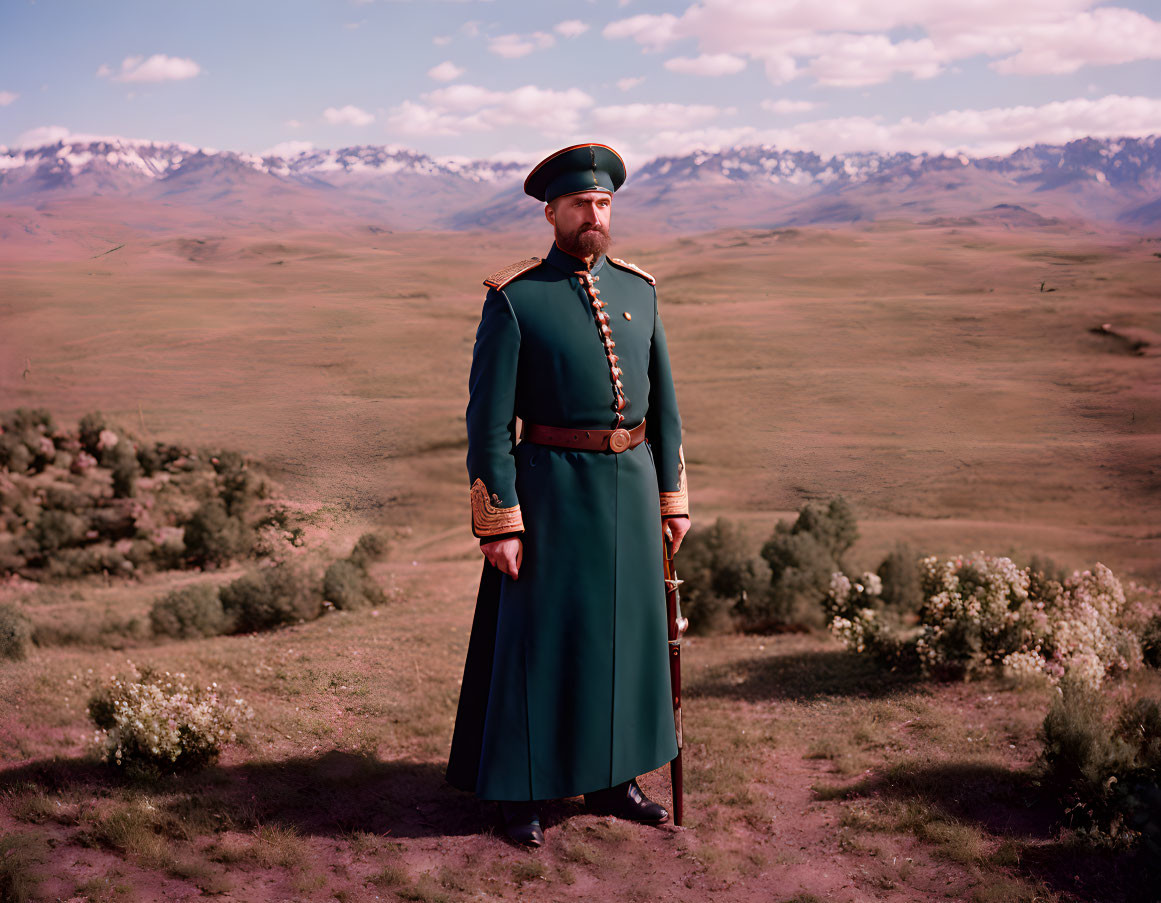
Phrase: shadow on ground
[
  {"left": 830, "top": 759, "right": 1155, "bottom": 903},
  {"left": 0, "top": 751, "right": 502, "bottom": 840},
  {"left": 687, "top": 648, "right": 922, "bottom": 703}
]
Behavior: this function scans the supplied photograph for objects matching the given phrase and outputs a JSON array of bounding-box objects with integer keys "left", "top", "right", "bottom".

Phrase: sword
[{"left": 663, "top": 530, "right": 687, "bottom": 826}]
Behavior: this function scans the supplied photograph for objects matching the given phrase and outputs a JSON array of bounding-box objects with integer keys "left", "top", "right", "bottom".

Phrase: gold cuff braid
[
  {"left": 470, "top": 478, "right": 525, "bottom": 537},
  {"left": 659, "top": 445, "right": 689, "bottom": 517}
]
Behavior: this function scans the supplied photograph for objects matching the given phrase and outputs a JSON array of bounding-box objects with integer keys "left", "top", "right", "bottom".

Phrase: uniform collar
[{"left": 546, "top": 241, "right": 606, "bottom": 277}]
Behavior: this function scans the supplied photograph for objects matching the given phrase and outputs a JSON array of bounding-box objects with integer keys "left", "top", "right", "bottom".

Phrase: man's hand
[
  {"left": 664, "top": 516, "right": 691, "bottom": 555},
  {"left": 482, "top": 537, "right": 523, "bottom": 579}
]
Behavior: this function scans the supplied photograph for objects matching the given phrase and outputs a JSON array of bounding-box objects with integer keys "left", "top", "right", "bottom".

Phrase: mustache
[{"left": 574, "top": 222, "right": 608, "bottom": 237}]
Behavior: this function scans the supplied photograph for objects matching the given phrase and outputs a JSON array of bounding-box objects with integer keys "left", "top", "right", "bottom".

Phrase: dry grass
[{"left": 2, "top": 222, "right": 1159, "bottom": 901}]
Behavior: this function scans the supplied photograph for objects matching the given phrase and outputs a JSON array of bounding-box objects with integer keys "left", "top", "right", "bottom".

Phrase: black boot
[
  {"left": 498, "top": 800, "right": 544, "bottom": 848},
  {"left": 584, "top": 779, "right": 668, "bottom": 824}
]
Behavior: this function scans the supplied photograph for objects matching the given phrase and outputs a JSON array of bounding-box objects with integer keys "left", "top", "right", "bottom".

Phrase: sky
[{"left": 2, "top": 0, "right": 1161, "bottom": 166}]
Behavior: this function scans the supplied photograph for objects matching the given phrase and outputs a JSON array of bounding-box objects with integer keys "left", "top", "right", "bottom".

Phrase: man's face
[{"left": 545, "top": 190, "right": 613, "bottom": 260}]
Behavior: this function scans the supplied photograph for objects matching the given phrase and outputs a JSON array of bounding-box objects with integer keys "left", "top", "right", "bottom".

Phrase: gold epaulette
[
  {"left": 608, "top": 257, "right": 656, "bottom": 285},
  {"left": 483, "top": 257, "right": 543, "bottom": 289}
]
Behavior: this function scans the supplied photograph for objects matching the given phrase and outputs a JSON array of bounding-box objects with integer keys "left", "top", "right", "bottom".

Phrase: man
[{"left": 446, "top": 143, "right": 691, "bottom": 848}]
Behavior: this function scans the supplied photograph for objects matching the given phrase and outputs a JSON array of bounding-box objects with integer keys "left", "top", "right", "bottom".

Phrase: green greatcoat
[{"left": 446, "top": 242, "right": 690, "bottom": 802}]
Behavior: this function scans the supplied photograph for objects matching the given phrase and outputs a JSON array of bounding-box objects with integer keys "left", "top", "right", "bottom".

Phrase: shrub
[
  {"left": 30, "top": 610, "right": 148, "bottom": 649},
  {"left": 41, "top": 484, "right": 91, "bottom": 514},
  {"left": 348, "top": 531, "right": 391, "bottom": 570},
  {"left": 824, "top": 571, "right": 919, "bottom": 670},
  {"left": 183, "top": 499, "right": 253, "bottom": 568},
  {"left": 916, "top": 553, "right": 1033, "bottom": 678},
  {"left": 108, "top": 440, "right": 140, "bottom": 498},
  {"left": 323, "top": 559, "right": 385, "bottom": 612},
  {"left": 827, "top": 554, "right": 1141, "bottom": 689},
  {"left": 88, "top": 665, "right": 252, "bottom": 772},
  {"left": 675, "top": 518, "right": 768, "bottom": 634},
  {"left": 77, "top": 411, "right": 107, "bottom": 456},
  {"left": 757, "top": 497, "right": 858, "bottom": 628},
  {"left": 1039, "top": 682, "right": 1161, "bottom": 858},
  {"left": 213, "top": 450, "right": 265, "bottom": 515},
  {"left": 0, "top": 407, "right": 55, "bottom": 474},
  {"left": 136, "top": 441, "right": 163, "bottom": 476},
  {"left": 877, "top": 542, "right": 923, "bottom": 614},
  {"left": 33, "top": 509, "right": 88, "bottom": 554},
  {"left": 220, "top": 562, "right": 322, "bottom": 632},
  {"left": 0, "top": 602, "right": 32, "bottom": 660},
  {"left": 150, "top": 584, "right": 229, "bottom": 639},
  {"left": 1141, "top": 615, "right": 1161, "bottom": 669}
]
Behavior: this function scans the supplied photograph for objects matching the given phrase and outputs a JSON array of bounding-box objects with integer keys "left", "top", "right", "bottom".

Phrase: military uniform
[{"left": 446, "top": 145, "right": 689, "bottom": 804}]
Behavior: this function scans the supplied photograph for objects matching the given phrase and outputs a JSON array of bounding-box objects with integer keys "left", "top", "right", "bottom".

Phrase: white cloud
[
  {"left": 0, "top": 91, "right": 17, "bottom": 106},
  {"left": 428, "top": 61, "right": 465, "bottom": 82},
  {"left": 555, "top": 19, "right": 589, "bottom": 37},
  {"left": 989, "top": 8, "right": 1161, "bottom": 75},
  {"left": 488, "top": 32, "right": 555, "bottom": 58},
  {"left": 264, "top": 140, "right": 313, "bottom": 158},
  {"left": 592, "top": 102, "right": 722, "bottom": 131},
  {"left": 632, "top": 93, "right": 1161, "bottom": 158},
  {"left": 344, "top": 20, "right": 366, "bottom": 30},
  {"left": 761, "top": 99, "right": 818, "bottom": 114},
  {"left": 664, "top": 53, "right": 746, "bottom": 76},
  {"left": 97, "top": 54, "right": 201, "bottom": 83},
  {"left": 604, "top": 0, "right": 1161, "bottom": 86},
  {"left": 324, "top": 104, "right": 375, "bottom": 126},
  {"left": 602, "top": 14, "right": 680, "bottom": 52},
  {"left": 617, "top": 76, "right": 645, "bottom": 92},
  {"left": 805, "top": 35, "right": 943, "bottom": 86},
  {"left": 387, "top": 84, "right": 594, "bottom": 136},
  {"left": 285, "top": 119, "right": 303, "bottom": 129},
  {"left": 433, "top": 35, "right": 453, "bottom": 46}
]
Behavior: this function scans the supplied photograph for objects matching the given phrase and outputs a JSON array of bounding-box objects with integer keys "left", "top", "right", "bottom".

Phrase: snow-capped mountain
[{"left": 2, "top": 135, "right": 1159, "bottom": 230}]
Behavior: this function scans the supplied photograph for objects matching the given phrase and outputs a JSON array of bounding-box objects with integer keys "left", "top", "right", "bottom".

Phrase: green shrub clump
[
  {"left": 876, "top": 542, "right": 923, "bottom": 614},
  {"left": 149, "top": 583, "right": 230, "bottom": 639},
  {"left": 756, "top": 497, "right": 858, "bottom": 629},
  {"left": 675, "top": 518, "right": 768, "bottom": 635},
  {"left": 1039, "top": 680, "right": 1161, "bottom": 863},
  {"left": 220, "top": 562, "right": 321, "bottom": 632},
  {"left": 0, "top": 407, "right": 57, "bottom": 474},
  {"left": 323, "top": 532, "right": 390, "bottom": 611},
  {"left": 0, "top": 602, "right": 32, "bottom": 660},
  {"left": 88, "top": 665, "right": 252, "bottom": 772},
  {"left": 183, "top": 499, "right": 254, "bottom": 568},
  {"left": 1142, "top": 615, "right": 1161, "bottom": 669}
]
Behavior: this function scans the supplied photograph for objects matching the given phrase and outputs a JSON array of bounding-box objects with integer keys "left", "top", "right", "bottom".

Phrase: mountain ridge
[{"left": 2, "top": 135, "right": 1159, "bottom": 231}]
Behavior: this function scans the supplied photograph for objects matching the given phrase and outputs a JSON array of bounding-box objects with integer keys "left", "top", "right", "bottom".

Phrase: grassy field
[
  {"left": 4, "top": 553, "right": 1159, "bottom": 902},
  {"left": 2, "top": 213, "right": 1160, "bottom": 901}
]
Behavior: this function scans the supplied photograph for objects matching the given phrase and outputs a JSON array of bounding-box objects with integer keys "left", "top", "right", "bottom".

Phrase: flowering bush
[
  {"left": 825, "top": 553, "right": 1143, "bottom": 690},
  {"left": 824, "top": 571, "right": 917, "bottom": 669},
  {"left": 88, "top": 664, "right": 252, "bottom": 771},
  {"left": 916, "top": 553, "right": 1034, "bottom": 677},
  {"left": 825, "top": 572, "right": 883, "bottom": 654}
]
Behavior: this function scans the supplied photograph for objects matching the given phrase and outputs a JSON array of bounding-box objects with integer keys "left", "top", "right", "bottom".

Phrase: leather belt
[{"left": 522, "top": 419, "right": 646, "bottom": 454}]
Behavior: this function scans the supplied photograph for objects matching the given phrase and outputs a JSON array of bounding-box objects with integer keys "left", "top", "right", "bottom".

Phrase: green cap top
[{"left": 524, "top": 143, "right": 627, "bottom": 203}]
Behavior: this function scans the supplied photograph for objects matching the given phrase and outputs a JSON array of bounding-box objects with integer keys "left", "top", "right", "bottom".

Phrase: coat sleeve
[
  {"left": 645, "top": 285, "right": 689, "bottom": 520},
  {"left": 466, "top": 287, "right": 526, "bottom": 540}
]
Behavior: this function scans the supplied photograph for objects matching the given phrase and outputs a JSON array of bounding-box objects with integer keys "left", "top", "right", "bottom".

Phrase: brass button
[
  {"left": 608, "top": 428, "right": 632, "bottom": 453},
  {"left": 623, "top": 312, "right": 632, "bottom": 320}
]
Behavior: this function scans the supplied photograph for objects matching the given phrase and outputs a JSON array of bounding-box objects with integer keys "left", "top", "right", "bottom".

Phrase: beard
[{"left": 556, "top": 221, "right": 612, "bottom": 261}]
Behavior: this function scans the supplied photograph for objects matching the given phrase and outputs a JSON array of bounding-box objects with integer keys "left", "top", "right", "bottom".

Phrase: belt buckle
[{"left": 608, "top": 428, "right": 632, "bottom": 453}]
